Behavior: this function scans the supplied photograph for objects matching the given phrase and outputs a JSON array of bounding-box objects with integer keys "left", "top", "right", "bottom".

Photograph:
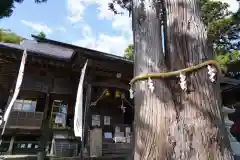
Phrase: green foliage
[
  {"left": 215, "top": 54, "right": 230, "bottom": 67},
  {"left": 215, "top": 50, "right": 240, "bottom": 75},
  {"left": 123, "top": 0, "right": 240, "bottom": 64},
  {"left": 204, "top": 2, "right": 240, "bottom": 52},
  {"left": 0, "top": 29, "right": 23, "bottom": 44},
  {"left": 0, "top": 0, "right": 47, "bottom": 19},
  {"left": 124, "top": 44, "right": 134, "bottom": 60},
  {"left": 216, "top": 50, "right": 240, "bottom": 67},
  {"left": 38, "top": 31, "right": 46, "bottom": 39}
]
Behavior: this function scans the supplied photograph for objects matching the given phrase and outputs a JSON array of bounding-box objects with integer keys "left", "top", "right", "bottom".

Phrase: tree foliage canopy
[
  {"left": 37, "top": 31, "right": 46, "bottom": 39},
  {"left": 122, "top": 0, "right": 240, "bottom": 66},
  {"left": 0, "top": 29, "right": 23, "bottom": 44},
  {"left": 124, "top": 44, "right": 134, "bottom": 60},
  {"left": 0, "top": 0, "right": 47, "bottom": 19},
  {"left": 202, "top": 0, "right": 240, "bottom": 53},
  {"left": 216, "top": 50, "right": 240, "bottom": 67}
]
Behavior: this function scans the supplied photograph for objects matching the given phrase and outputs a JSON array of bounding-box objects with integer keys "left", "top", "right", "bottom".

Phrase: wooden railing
[
  {"left": 0, "top": 111, "right": 43, "bottom": 129},
  {"left": 0, "top": 140, "right": 52, "bottom": 155},
  {"left": 102, "top": 142, "right": 132, "bottom": 158}
]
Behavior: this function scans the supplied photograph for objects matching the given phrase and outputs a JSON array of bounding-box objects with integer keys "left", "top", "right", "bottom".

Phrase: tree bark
[
  {"left": 132, "top": 0, "right": 234, "bottom": 159},
  {"left": 165, "top": 0, "right": 234, "bottom": 159},
  {"left": 132, "top": 0, "right": 177, "bottom": 159}
]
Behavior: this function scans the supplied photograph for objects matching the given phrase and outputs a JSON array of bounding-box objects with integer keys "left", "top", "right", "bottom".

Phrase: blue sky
[{"left": 0, "top": 0, "right": 238, "bottom": 56}]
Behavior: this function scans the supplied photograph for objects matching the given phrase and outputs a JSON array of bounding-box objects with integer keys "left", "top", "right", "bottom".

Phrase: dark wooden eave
[
  {"left": 5, "top": 37, "right": 240, "bottom": 89},
  {"left": 31, "top": 34, "right": 133, "bottom": 65},
  {"left": 31, "top": 35, "right": 134, "bottom": 81},
  {"left": 0, "top": 43, "right": 72, "bottom": 70},
  {"left": 0, "top": 41, "right": 133, "bottom": 86},
  {"left": 226, "top": 60, "right": 240, "bottom": 73}
]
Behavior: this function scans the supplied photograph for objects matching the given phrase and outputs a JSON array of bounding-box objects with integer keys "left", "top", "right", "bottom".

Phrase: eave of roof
[
  {"left": 0, "top": 42, "right": 70, "bottom": 61},
  {"left": 31, "top": 34, "right": 134, "bottom": 65},
  {"left": 21, "top": 39, "right": 75, "bottom": 60},
  {"left": 3, "top": 36, "right": 240, "bottom": 91}
]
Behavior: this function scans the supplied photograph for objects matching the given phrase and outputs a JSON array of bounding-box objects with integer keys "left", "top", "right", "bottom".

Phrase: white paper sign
[
  {"left": 126, "top": 127, "right": 131, "bottom": 133},
  {"left": 104, "top": 132, "right": 113, "bottom": 139},
  {"left": 55, "top": 113, "right": 66, "bottom": 124},
  {"left": 104, "top": 116, "right": 110, "bottom": 125},
  {"left": 115, "top": 126, "right": 120, "bottom": 133},
  {"left": 92, "top": 115, "right": 100, "bottom": 126}
]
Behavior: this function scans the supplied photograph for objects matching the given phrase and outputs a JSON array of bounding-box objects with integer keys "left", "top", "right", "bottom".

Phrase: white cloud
[
  {"left": 20, "top": 20, "right": 53, "bottom": 35},
  {"left": 67, "top": 0, "right": 239, "bottom": 56},
  {"left": 66, "top": 0, "right": 132, "bottom": 33},
  {"left": 57, "top": 27, "right": 67, "bottom": 32},
  {"left": 73, "top": 24, "right": 131, "bottom": 56},
  {"left": 66, "top": 0, "right": 85, "bottom": 22},
  {"left": 224, "top": 0, "right": 239, "bottom": 13},
  {"left": 67, "top": 0, "right": 132, "bottom": 56},
  {"left": 212, "top": 0, "right": 239, "bottom": 13},
  {"left": 66, "top": 0, "right": 100, "bottom": 22}
]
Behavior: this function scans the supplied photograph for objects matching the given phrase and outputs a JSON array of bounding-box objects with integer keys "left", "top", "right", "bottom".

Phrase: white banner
[
  {"left": 2, "top": 49, "right": 27, "bottom": 134},
  {"left": 74, "top": 60, "right": 88, "bottom": 138}
]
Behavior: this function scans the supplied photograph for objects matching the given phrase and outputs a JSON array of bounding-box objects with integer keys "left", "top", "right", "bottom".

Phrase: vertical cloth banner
[
  {"left": 2, "top": 49, "right": 27, "bottom": 135},
  {"left": 74, "top": 60, "right": 88, "bottom": 138}
]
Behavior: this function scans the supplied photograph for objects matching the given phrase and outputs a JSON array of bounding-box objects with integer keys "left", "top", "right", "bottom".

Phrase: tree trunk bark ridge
[
  {"left": 133, "top": 0, "right": 178, "bottom": 159},
  {"left": 132, "top": 0, "right": 234, "bottom": 159}
]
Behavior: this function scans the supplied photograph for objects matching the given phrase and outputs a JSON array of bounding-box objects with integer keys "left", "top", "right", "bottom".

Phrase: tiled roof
[
  {"left": 21, "top": 40, "right": 74, "bottom": 59},
  {"left": 0, "top": 40, "right": 74, "bottom": 60}
]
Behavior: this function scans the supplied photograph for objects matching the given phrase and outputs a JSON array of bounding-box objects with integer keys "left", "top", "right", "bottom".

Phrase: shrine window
[{"left": 13, "top": 99, "right": 37, "bottom": 112}]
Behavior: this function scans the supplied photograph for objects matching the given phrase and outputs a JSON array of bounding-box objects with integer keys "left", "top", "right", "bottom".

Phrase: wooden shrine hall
[
  {"left": 0, "top": 35, "right": 240, "bottom": 159},
  {"left": 0, "top": 35, "right": 134, "bottom": 159}
]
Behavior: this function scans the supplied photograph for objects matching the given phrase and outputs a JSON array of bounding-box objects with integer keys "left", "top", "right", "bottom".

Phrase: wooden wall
[
  {"left": 21, "top": 66, "right": 75, "bottom": 95},
  {"left": 0, "top": 63, "right": 18, "bottom": 89},
  {"left": 0, "top": 63, "right": 18, "bottom": 109}
]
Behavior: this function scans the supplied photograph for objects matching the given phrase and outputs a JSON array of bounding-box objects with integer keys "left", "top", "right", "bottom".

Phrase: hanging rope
[
  {"left": 124, "top": 98, "right": 134, "bottom": 108},
  {"left": 129, "top": 60, "right": 221, "bottom": 86},
  {"left": 90, "top": 89, "right": 107, "bottom": 106}
]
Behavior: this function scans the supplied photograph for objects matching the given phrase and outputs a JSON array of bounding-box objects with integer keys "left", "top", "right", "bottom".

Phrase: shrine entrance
[
  {"left": 123, "top": 104, "right": 134, "bottom": 125},
  {"left": 87, "top": 86, "right": 134, "bottom": 158}
]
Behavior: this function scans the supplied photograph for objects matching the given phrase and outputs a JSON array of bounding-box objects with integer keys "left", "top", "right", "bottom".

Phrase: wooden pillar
[
  {"left": 81, "top": 83, "right": 92, "bottom": 159},
  {"left": 6, "top": 135, "right": 15, "bottom": 154},
  {"left": 38, "top": 93, "right": 50, "bottom": 160}
]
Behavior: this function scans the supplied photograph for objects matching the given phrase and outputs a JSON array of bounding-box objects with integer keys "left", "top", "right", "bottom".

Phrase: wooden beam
[
  {"left": 88, "top": 59, "right": 133, "bottom": 76},
  {"left": 0, "top": 58, "right": 12, "bottom": 63},
  {"left": 81, "top": 83, "right": 92, "bottom": 159},
  {"left": 38, "top": 93, "right": 50, "bottom": 160},
  {"left": 92, "top": 79, "right": 129, "bottom": 90},
  {"left": 221, "top": 85, "right": 235, "bottom": 92},
  {"left": 219, "top": 75, "right": 240, "bottom": 85},
  {"left": 90, "top": 69, "right": 132, "bottom": 82},
  {"left": 0, "top": 52, "right": 18, "bottom": 62}
]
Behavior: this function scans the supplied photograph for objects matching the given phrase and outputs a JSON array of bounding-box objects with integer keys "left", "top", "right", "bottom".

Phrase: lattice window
[{"left": 13, "top": 99, "right": 37, "bottom": 112}]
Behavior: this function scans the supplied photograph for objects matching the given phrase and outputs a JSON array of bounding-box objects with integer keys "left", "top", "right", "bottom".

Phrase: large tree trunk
[
  {"left": 132, "top": 0, "right": 234, "bottom": 159},
  {"left": 165, "top": 0, "right": 234, "bottom": 159},
  {"left": 132, "top": 0, "right": 177, "bottom": 159}
]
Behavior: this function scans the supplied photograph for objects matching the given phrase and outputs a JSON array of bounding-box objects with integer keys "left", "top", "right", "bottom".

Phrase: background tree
[
  {"left": 124, "top": 44, "right": 134, "bottom": 60},
  {"left": 0, "top": 0, "right": 47, "bottom": 19},
  {"left": 0, "top": 28, "right": 23, "bottom": 44},
  {"left": 123, "top": 0, "right": 240, "bottom": 64},
  {"left": 125, "top": 42, "right": 240, "bottom": 69},
  {"left": 201, "top": 0, "right": 240, "bottom": 55},
  {"left": 216, "top": 50, "right": 240, "bottom": 67},
  {"left": 37, "top": 31, "right": 46, "bottom": 39}
]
